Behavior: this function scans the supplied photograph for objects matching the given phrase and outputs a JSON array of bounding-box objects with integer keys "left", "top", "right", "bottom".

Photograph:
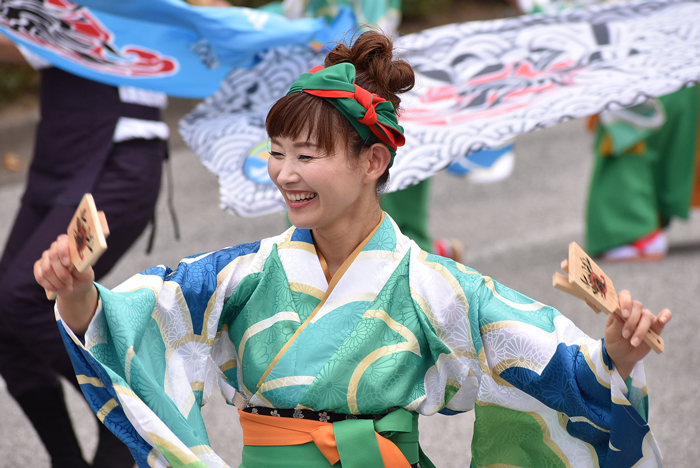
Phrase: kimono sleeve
[
  {"left": 56, "top": 242, "right": 260, "bottom": 468},
  {"left": 468, "top": 271, "right": 664, "bottom": 468}
]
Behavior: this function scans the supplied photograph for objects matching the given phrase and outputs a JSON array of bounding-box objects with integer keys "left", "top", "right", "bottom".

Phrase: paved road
[{"left": 0, "top": 118, "right": 698, "bottom": 467}]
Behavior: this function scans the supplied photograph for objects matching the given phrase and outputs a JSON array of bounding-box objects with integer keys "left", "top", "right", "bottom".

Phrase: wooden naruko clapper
[
  {"left": 553, "top": 242, "right": 664, "bottom": 354},
  {"left": 45, "top": 194, "right": 109, "bottom": 300}
]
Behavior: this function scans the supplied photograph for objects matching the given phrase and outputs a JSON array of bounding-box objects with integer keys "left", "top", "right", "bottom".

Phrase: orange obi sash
[{"left": 238, "top": 408, "right": 416, "bottom": 468}]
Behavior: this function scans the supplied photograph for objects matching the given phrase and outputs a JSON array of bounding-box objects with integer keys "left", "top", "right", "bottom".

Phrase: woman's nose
[{"left": 271, "top": 157, "right": 300, "bottom": 185}]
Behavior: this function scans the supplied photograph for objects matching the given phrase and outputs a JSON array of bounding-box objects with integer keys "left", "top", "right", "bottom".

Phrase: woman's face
[{"left": 268, "top": 135, "right": 368, "bottom": 231}]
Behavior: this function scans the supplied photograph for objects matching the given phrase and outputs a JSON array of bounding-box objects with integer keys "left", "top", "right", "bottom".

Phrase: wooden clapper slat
[
  {"left": 553, "top": 242, "right": 664, "bottom": 354},
  {"left": 45, "top": 194, "right": 109, "bottom": 300}
]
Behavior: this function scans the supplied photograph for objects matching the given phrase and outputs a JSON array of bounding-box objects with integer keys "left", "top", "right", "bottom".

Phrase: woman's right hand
[
  {"left": 35, "top": 234, "right": 99, "bottom": 334},
  {"left": 34, "top": 234, "right": 95, "bottom": 298}
]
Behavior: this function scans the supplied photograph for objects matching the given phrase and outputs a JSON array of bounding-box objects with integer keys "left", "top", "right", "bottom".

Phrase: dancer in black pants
[{"left": 0, "top": 36, "right": 168, "bottom": 468}]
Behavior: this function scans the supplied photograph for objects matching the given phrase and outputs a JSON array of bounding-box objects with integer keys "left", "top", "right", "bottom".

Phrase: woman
[{"left": 35, "top": 32, "right": 671, "bottom": 468}]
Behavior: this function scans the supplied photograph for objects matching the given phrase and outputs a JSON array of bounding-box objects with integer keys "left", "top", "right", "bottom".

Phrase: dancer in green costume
[
  {"left": 35, "top": 32, "right": 672, "bottom": 468},
  {"left": 586, "top": 86, "right": 700, "bottom": 259},
  {"left": 509, "top": 0, "right": 700, "bottom": 260}
]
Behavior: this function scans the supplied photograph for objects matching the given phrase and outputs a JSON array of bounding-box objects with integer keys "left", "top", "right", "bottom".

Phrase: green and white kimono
[{"left": 57, "top": 214, "right": 663, "bottom": 467}]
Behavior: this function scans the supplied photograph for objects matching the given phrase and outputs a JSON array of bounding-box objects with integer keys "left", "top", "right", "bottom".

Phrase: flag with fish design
[{"left": 0, "top": 0, "right": 355, "bottom": 97}]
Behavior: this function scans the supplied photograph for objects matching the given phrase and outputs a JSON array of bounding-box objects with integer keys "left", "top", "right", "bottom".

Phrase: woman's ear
[{"left": 363, "top": 143, "right": 392, "bottom": 184}]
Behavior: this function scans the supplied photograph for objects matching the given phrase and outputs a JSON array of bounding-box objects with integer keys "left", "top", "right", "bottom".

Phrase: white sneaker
[{"left": 602, "top": 229, "right": 667, "bottom": 262}]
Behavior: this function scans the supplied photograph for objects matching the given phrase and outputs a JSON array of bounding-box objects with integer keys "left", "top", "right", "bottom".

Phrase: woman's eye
[
  {"left": 270, "top": 151, "right": 284, "bottom": 158},
  {"left": 298, "top": 154, "right": 314, "bottom": 161}
]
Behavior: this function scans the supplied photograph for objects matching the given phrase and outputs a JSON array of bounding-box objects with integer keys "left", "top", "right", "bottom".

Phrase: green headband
[{"left": 287, "top": 62, "right": 405, "bottom": 166}]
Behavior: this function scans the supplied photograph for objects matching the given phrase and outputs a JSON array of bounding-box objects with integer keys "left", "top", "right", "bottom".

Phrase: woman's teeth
[{"left": 286, "top": 192, "right": 316, "bottom": 202}]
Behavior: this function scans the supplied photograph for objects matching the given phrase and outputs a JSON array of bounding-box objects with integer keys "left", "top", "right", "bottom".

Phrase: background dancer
[
  {"left": 0, "top": 34, "right": 168, "bottom": 468},
  {"left": 586, "top": 87, "right": 700, "bottom": 261}
]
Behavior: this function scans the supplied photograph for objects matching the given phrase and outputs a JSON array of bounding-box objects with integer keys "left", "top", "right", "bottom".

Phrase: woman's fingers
[
  {"left": 34, "top": 234, "right": 76, "bottom": 294},
  {"left": 622, "top": 300, "right": 643, "bottom": 340},
  {"left": 34, "top": 257, "right": 61, "bottom": 292},
  {"left": 44, "top": 249, "right": 70, "bottom": 291},
  {"left": 49, "top": 242, "right": 73, "bottom": 286},
  {"left": 652, "top": 309, "right": 672, "bottom": 334},
  {"left": 614, "top": 297, "right": 671, "bottom": 349},
  {"left": 606, "top": 290, "right": 671, "bottom": 377},
  {"left": 630, "top": 308, "right": 654, "bottom": 347},
  {"left": 618, "top": 290, "right": 633, "bottom": 319},
  {"left": 56, "top": 234, "right": 72, "bottom": 267}
]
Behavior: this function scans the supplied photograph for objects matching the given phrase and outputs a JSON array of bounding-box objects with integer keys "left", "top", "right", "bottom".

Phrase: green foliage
[
  {"left": 0, "top": 64, "right": 39, "bottom": 107},
  {"left": 403, "top": 0, "right": 454, "bottom": 18}
]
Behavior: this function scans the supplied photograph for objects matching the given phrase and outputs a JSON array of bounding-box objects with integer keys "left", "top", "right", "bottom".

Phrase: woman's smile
[{"left": 285, "top": 190, "right": 318, "bottom": 209}]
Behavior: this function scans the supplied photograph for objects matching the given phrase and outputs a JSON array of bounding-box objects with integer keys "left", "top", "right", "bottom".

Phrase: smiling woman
[
  {"left": 35, "top": 30, "right": 672, "bottom": 468},
  {"left": 266, "top": 32, "right": 413, "bottom": 190},
  {"left": 266, "top": 33, "right": 414, "bottom": 277}
]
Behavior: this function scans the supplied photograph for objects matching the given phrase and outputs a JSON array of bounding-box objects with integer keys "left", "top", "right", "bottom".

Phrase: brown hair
[{"left": 265, "top": 31, "right": 415, "bottom": 190}]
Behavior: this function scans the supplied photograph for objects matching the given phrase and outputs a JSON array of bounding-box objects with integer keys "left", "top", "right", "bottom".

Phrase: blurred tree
[
  {"left": 403, "top": 0, "right": 454, "bottom": 18},
  {"left": 0, "top": 64, "right": 39, "bottom": 107}
]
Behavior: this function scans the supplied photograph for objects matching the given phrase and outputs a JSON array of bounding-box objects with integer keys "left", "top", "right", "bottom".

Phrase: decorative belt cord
[{"left": 242, "top": 405, "right": 399, "bottom": 423}]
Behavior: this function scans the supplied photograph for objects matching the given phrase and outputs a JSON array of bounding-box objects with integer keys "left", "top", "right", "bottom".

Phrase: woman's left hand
[{"left": 605, "top": 289, "right": 672, "bottom": 380}]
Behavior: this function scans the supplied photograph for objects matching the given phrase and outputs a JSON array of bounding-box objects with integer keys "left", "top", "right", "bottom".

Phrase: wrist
[
  {"left": 57, "top": 283, "right": 99, "bottom": 334},
  {"left": 611, "top": 358, "right": 634, "bottom": 381},
  {"left": 63, "top": 280, "right": 96, "bottom": 301},
  {"left": 602, "top": 339, "right": 635, "bottom": 381}
]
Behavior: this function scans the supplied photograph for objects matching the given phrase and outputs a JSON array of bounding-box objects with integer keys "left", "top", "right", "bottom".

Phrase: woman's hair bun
[{"left": 325, "top": 31, "right": 415, "bottom": 111}]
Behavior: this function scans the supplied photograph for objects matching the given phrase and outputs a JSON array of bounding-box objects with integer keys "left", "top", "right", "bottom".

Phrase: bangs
[{"left": 265, "top": 92, "right": 358, "bottom": 156}]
